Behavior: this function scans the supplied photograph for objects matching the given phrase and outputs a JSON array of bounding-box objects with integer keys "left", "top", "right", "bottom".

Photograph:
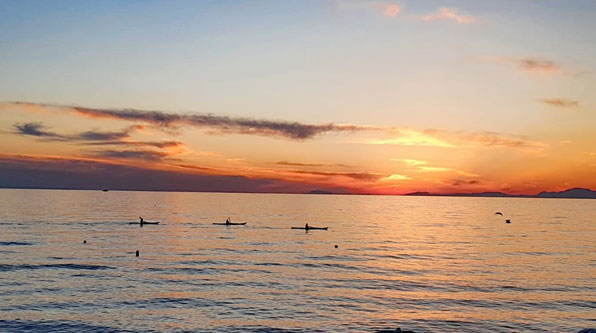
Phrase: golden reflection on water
[{"left": 0, "top": 189, "right": 594, "bottom": 332}]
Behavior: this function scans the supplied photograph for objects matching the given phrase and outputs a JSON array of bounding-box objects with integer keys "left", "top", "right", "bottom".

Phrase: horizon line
[{"left": 1, "top": 186, "right": 594, "bottom": 199}]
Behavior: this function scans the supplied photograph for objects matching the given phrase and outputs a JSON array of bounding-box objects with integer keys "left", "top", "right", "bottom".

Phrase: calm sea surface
[{"left": 0, "top": 189, "right": 594, "bottom": 332}]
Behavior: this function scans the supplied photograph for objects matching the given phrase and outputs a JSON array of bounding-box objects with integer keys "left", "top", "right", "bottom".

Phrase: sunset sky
[{"left": 1, "top": 0, "right": 595, "bottom": 194}]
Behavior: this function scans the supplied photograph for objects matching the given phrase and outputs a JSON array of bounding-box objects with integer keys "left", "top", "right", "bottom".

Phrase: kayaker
[
  {"left": 226, "top": 217, "right": 231, "bottom": 224},
  {"left": 139, "top": 217, "right": 144, "bottom": 224},
  {"left": 305, "top": 223, "right": 309, "bottom": 230}
]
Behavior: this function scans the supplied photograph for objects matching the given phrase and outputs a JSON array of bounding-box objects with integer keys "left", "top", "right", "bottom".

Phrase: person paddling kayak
[
  {"left": 226, "top": 217, "right": 231, "bottom": 225},
  {"left": 305, "top": 223, "right": 309, "bottom": 230},
  {"left": 139, "top": 217, "right": 144, "bottom": 224}
]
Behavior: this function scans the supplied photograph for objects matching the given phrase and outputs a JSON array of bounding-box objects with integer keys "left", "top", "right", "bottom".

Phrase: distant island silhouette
[
  {"left": 307, "top": 190, "right": 334, "bottom": 195},
  {"left": 406, "top": 187, "right": 596, "bottom": 199}
]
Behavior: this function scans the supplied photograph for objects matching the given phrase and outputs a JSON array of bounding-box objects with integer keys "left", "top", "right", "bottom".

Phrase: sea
[{"left": 0, "top": 189, "right": 594, "bottom": 332}]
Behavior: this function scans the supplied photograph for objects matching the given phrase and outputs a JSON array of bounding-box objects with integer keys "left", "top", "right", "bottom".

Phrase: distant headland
[
  {"left": 307, "top": 190, "right": 334, "bottom": 195},
  {"left": 405, "top": 188, "right": 596, "bottom": 199}
]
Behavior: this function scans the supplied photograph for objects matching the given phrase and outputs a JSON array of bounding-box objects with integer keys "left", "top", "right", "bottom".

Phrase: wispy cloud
[
  {"left": 288, "top": 170, "right": 386, "bottom": 182},
  {"left": 337, "top": 1, "right": 401, "bottom": 18},
  {"left": 71, "top": 106, "right": 371, "bottom": 139},
  {"left": 390, "top": 158, "right": 478, "bottom": 177},
  {"left": 381, "top": 174, "right": 410, "bottom": 181},
  {"left": 482, "top": 56, "right": 562, "bottom": 75},
  {"left": 390, "top": 158, "right": 426, "bottom": 166},
  {"left": 418, "top": 166, "right": 451, "bottom": 172},
  {"left": 370, "top": 129, "right": 454, "bottom": 147},
  {"left": 13, "top": 122, "right": 63, "bottom": 139},
  {"left": 275, "top": 161, "right": 351, "bottom": 168},
  {"left": 83, "top": 140, "right": 184, "bottom": 148},
  {"left": 379, "top": 3, "right": 401, "bottom": 17},
  {"left": 518, "top": 59, "right": 559, "bottom": 73},
  {"left": 13, "top": 121, "right": 185, "bottom": 151},
  {"left": 6, "top": 102, "right": 373, "bottom": 140},
  {"left": 277, "top": 161, "right": 325, "bottom": 167},
  {"left": 539, "top": 98, "right": 580, "bottom": 108},
  {"left": 375, "top": 129, "right": 546, "bottom": 150},
  {"left": 14, "top": 122, "right": 138, "bottom": 141},
  {"left": 421, "top": 7, "right": 476, "bottom": 24},
  {"left": 456, "top": 131, "right": 546, "bottom": 149},
  {"left": 92, "top": 149, "right": 172, "bottom": 161},
  {"left": 76, "top": 126, "right": 143, "bottom": 141}
]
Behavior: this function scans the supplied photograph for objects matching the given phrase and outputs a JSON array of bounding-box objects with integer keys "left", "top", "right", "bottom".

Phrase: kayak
[
  {"left": 129, "top": 221, "right": 160, "bottom": 225},
  {"left": 213, "top": 222, "right": 247, "bottom": 225},
  {"left": 291, "top": 227, "right": 328, "bottom": 230}
]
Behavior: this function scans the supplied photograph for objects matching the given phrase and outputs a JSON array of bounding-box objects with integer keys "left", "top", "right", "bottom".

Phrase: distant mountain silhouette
[
  {"left": 405, "top": 188, "right": 596, "bottom": 199},
  {"left": 307, "top": 189, "right": 333, "bottom": 195},
  {"left": 535, "top": 188, "right": 596, "bottom": 199}
]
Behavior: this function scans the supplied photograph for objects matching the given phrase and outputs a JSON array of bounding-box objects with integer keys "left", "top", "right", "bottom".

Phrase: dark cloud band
[
  {"left": 12, "top": 122, "right": 181, "bottom": 150},
  {"left": 8, "top": 102, "right": 370, "bottom": 140},
  {"left": 72, "top": 106, "right": 367, "bottom": 139}
]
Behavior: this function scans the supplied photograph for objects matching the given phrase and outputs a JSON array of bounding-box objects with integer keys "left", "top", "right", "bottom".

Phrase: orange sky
[
  {"left": 1, "top": 2, "right": 595, "bottom": 194},
  {"left": 1, "top": 101, "right": 594, "bottom": 194}
]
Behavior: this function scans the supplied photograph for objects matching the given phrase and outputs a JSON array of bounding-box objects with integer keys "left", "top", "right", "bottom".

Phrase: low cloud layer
[
  {"left": 0, "top": 154, "right": 336, "bottom": 194},
  {"left": 91, "top": 149, "right": 173, "bottom": 161},
  {"left": 288, "top": 170, "right": 386, "bottom": 182},
  {"left": 275, "top": 161, "right": 351, "bottom": 168},
  {"left": 84, "top": 140, "right": 183, "bottom": 148}
]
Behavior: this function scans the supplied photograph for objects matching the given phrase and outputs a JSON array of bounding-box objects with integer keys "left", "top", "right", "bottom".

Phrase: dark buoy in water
[
  {"left": 83, "top": 240, "right": 86, "bottom": 244},
  {"left": 334, "top": 244, "right": 338, "bottom": 248},
  {"left": 506, "top": 219, "right": 511, "bottom": 224},
  {"left": 135, "top": 250, "right": 139, "bottom": 257}
]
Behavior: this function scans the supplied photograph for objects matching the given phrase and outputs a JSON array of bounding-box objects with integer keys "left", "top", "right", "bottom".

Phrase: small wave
[
  {"left": 0, "top": 241, "right": 32, "bottom": 246},
  {"left": 0, "top": 263, "right": 115, "bottom": 272},
  {"left": 215, "top": 325, "right": 322, "bottom": 333},
  {"left": 0, "top": 319, "right": 137, "bottom": 333}
]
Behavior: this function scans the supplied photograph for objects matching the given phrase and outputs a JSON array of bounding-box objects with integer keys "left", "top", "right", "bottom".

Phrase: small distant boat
[
  {"left": 505, "top": 219, "right": 511, "bottom": 224},
  {"left": 291, "top": 226, "right": 328, "bottom": 230},
  {"left": 102, "top": 188, "right": 109, "bottom": 192},
  {"left": 129, "top": 221, "right": 159, "bottom": 225},
  {"left": 213, "top": 222, "right": 247, "bottom": 225}
]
